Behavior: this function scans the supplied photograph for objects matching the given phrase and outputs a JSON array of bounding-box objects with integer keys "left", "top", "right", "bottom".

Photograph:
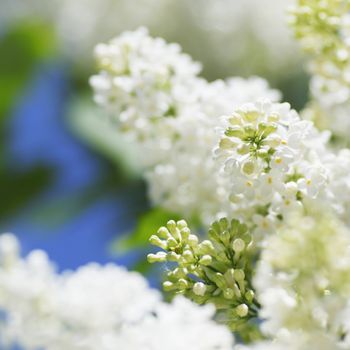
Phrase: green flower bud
[
  {"left": 180, "top": 227, "right": 191, "bottom": 240},
  {"left": 198, "top": 240, "right": 215, "bottom": 255},
  {"left": 225, "top": 126, "right": 244, "bottom": 139},
  {"left": 232, "top": 238, "right": 246, "bottom": 253},
  {"left": 147, "top": 252, "right": 167, "bottom": 263},
  {"left": 245, "top": 290, "right": 255, "bottom": 303},
  {"left": 223, "top": 288, "right": 234, "bottom": 299},
  {"left": 188, "top": 234, "right": 199, "bottom": 247},
  {"left": 157, "top": 226, "right": 169, "bottom": 239},
  {"left": 177, "top": 278, "right": 189, "bottom": 290},
  {"left": 234, "top": 269, "right": 245, "bottom": 282},
  {"left": 193, "top": 282, "right": 207, "bottom": 296},
  {"left": 167, "top": 237, "right": 178, "bottom": 249},
  {"left": 236, "top": 303, "right": 249, "bottom": 317},
  {"left": 163, "top": 281, "right": 175, "bottom": 291},
  {"left": 183, "top": 250, "right": 195, "bottom": 263},
  {"left": 243, "top": 124, "right": 255, "bottom": 136},
  {"left": 149, "top": 235, "right": 167, "bottom": 249},
  {"left": 176, "top": 220, "right": 188, "bottom": 230},
  {"left": 199, "top": 255, "right": 212, "bottom": 266}
]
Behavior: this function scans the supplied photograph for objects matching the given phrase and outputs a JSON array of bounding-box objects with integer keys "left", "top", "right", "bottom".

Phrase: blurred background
[{"left": 0, "top": 0, "right": 309, "bottom": 281}]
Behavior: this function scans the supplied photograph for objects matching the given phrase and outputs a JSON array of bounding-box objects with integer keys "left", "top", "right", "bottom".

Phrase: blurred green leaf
[
  {"left": 113, "top": 207, "right": 181, "bottom": 253},
  {"left": 0, "top": 20, "right": 57, "bottom": 121},
  {"left": 0, "top": 166, "right": 52, "bottom": 220},
  {"left": 0, "top": 21, "right": 58, "bottom": 220}
]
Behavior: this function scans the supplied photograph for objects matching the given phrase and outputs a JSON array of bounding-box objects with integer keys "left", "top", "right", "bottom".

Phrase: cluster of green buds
[
  {"left": 219, "top": 104, "right": 287, "bottom": 176},
  {"left": 290, "top": 1, "right": 350, "bottom": 53},
  {"left": 289, "top": 0, "right": 350, "bottom": 90},
  {"left": 289, "top": 1, "right": 350, "bottom": 138},
  {"left": 148, "top": 218, "right": 260, "bottom": 340}
]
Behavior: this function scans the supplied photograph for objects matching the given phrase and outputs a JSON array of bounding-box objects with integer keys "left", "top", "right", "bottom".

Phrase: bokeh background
[{"left": 0, "top": 0, "right": 309, "bottom": 282}]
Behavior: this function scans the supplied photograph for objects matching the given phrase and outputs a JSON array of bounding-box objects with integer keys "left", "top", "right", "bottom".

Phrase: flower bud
[
  {"left": 236, "top": 304, "right": 249, "bottom": 317},
  {"left": 199, "top": 255, "right": 212, "bottom": 266},
  {"left": 193, "top": 282, "right": 207, "bottom": 296},
  {"left": 147, "top": 252, "right": 167, "bottom": 263},
  {"left": 149, "top": 235, "right": 167, "bottom": 249},
  {"left": 232, "top": 238, "right": 246, "bottom": 253}
]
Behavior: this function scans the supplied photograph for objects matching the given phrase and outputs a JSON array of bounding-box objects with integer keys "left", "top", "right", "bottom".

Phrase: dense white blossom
[
  {"left": 0, "top": 233, "right": 235, "bottom": 350},
  {"left": 118, "top": 297, "right": 234, "bottom": 350},
  {"left": 253, "top": 209, "right": 350, "bottom": 348},
  {"left": 91, "top": 28, "right": 281, "bottom": 224},
  {"left": 216, "top": 99, "right": 350, "bottom": 233}
]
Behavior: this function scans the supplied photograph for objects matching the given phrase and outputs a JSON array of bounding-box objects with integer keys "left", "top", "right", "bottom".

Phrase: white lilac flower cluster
[
  {"left": 90, "top": 24, "right": 350, "bottom": 349},
  {"left": 244, "top": 208, "right": 350, "bottom": 349},
  {"left": 0, "top": 233, "right": 234, "bottom": 350},
  {"left": 215, "top": 99, "right": 350, "bottom": 234},
  {"left": 91, "top": 28, "right": 350, "bottom": 234},
  {"left": 90, "top": 27, "right": 281, "bottom": 225},
  {"left": 290, "top": 0, "right": 350, "bottom": 143}
]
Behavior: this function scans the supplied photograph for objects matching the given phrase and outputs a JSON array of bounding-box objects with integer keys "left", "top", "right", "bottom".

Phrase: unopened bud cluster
[
  {"left": 148, "top": 218, "right": 259, "bottom": 337},
  {"left": 219, "top": 103, "right": 286, "bottom": 176},
  {"left": 290, "top": 1, "right": 350, "bottom": 139}
]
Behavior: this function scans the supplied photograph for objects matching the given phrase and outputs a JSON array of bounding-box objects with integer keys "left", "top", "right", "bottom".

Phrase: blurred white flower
[
  {"left": 291, "top": 1, "right": 350, "bottom": 143},
  {"left": 118, "top": 297, "right": 234, "bottom": 350},
  {"left": 253, "top": 209, "right": 350, "bottom": 347},
  {"left": 1, "top": 0, "right": 301, "bottom": 78},
  {"left": 0, "top": 233, "right": 235, "bottom": 350}
]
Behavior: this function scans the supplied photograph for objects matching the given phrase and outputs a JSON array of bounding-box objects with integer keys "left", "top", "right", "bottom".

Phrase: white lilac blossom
[
  {"left": 0, "top": 233, "right": 235, "bottom": 350},
  {"left": 290, "top": 0, "right": 350, "bottom": 142},
  {"left": 118, "top": 297, "right": 235, "bottom": 350},
  {"left": 253, "top": 208, "right": 350, "bottom": 348},
  {"left": 91, "top": 28, "right": 281, "bottom": 224},
  {"left": 215, "top": 99, "right": 350, "bottom": 234}
]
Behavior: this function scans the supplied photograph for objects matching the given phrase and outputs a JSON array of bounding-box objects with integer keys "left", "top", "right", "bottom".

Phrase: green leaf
[
  {"left": 113, "top": 207, "right": 181, "bottom": 253},
  {"left": 0, "top": 166, "right": 53, "bottom": 220},
  {"left": 0, "top": 20, "right": 57, "bottom": 121}
]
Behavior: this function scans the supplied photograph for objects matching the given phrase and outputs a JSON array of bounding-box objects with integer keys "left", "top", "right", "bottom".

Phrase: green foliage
[
  {"left": 0, "top": 20, "right": 57, "bottom": 121},
  {"left": 0, "top": 21, "right": 58, "bottom": 220},
  {"left": 0, "top": 166, "right": 52, "bottom": 220},
  {"left": 114, "top": 207, "right": 181, "bottom": 253}
]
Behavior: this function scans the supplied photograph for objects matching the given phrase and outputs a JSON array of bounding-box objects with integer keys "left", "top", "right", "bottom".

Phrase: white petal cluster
[
  {"left": 90, "top": 27, "right": 202, "bottom": 166},
  {"left": 216, "top": 99, "right": 350, "bottom": 233},
  {"left": 253, "top": 209, "right": 350, "bottom": 348},
  {"left": 91, "top": 28, "right": 281, "bottom": 224},
  {"left": 118, "top": 297, "right": 234, "bottom": 350},
  {"left": 0, "top": 233, "right": 234, "bottom": 350},
  {"left": 290, "top": 1, "right": 350, "bottom": 142}
]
